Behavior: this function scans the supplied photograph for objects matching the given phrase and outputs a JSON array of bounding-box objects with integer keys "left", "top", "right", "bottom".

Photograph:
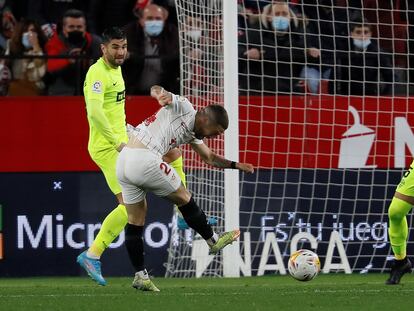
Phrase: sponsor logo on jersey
[{"left": 116, "top": 90, "right": 125, "bottom": 102}]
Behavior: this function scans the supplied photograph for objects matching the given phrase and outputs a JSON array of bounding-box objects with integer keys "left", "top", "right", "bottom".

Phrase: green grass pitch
[{"left": 0, "top": 275, "right": 412, "bottom": 311}]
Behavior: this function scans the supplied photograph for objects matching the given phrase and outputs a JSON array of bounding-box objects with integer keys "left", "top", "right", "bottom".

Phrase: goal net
[{"left": 166, "top": 0, "right": 414, "bottom": 277}]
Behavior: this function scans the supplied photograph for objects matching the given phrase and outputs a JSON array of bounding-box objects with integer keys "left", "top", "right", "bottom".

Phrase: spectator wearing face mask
[
  {"left": 45, "top": 9, "right": 102, "bottom": 95},
  {"left": 238, "top": 1, "right": 306, "bottom": 95},
  {"left": 337, "top": 17, "right": 394, "bottom": 96},
  {"left": 0, "top": 0, "right": 16, "bottom": 53},
  {"left": 5, "top": 19, "right": 48, "bottom": 95},
  {"left": 122, "top": 3, "right": 179, "bottom": 95}
]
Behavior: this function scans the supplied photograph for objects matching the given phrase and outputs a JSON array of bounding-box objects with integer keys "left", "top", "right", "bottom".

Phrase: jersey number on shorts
[{"left": 160, "top": 162, "right": 171, "bottom": 175}]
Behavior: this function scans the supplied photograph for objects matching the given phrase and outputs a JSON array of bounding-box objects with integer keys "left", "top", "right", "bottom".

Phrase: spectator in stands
[
  {"left": 238, "top": 1, "right": 306, "bottom": 95},
  {"left": 5, "top": 19, "right": 48, "bottom": 95},
  {"left": 122, "top": 3, "right": 179, "bottom": 95},
  {"left": 45, "top": 9, "right": 101, "bottom": 95},
  {"left": 238, "top": 0, "right": 263, "bottom": 31},
  {"left": 299, "top": 0, "right": 348, "bottom": 94},
  {"left": 0, "top": 0, "right": 16, "bottom": 54},
  {"left": 337, "top": 17, "right": 394, "bottom": 96}
]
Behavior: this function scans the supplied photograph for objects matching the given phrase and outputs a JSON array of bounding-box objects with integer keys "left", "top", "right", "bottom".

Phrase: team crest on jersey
[{"left": 92, "top": 81, "right": 103, "bottom": 94}]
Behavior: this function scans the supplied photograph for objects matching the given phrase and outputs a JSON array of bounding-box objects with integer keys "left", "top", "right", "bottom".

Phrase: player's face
[
  {"left": 102, "top": 39, "right": 127, "bottom": 67},
  {"left": 195, "top": 119, "right": 225, "bottom": 139}
]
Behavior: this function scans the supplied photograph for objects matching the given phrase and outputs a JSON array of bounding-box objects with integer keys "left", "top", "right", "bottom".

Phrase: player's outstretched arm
[{"left": 191, "top": 143, "right": 254, "bottom": 173}]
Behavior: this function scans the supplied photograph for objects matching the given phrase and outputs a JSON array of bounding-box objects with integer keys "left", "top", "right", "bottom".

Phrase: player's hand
[
  {"left": 116, "top": 142, "right": 126, "bottom": 152},
  {"left": 236, "top": 162, "right": 254, "bottom": 173},
  {"left": 151, "top": 85, "right": 173, "bottom": 106}
]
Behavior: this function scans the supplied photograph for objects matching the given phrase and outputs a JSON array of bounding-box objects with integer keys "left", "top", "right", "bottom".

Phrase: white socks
[
  {"left": 136, "top": 269, "right": 149, "bottom": 280},
  {"left": 86, "top": 250, "right": 100, "bottom": 260}
]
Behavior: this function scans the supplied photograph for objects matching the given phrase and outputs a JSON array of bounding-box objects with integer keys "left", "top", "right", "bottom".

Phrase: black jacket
[
  {"left": 337, "top": 39, "right": 394, "bottom": 96},
  {"left": 238, "top": 22, "right": 306, "bottom": 94},
  {"left": 122, "top": 21, "right": 179, "bottom": 95}
]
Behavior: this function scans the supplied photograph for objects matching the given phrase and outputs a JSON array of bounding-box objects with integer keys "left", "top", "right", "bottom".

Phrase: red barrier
[
  {"left": 1, "top": 96, "right": 413, "bottom": 172},
  {"left": 239, "top": 96, "right": 414, "bottom": 169},
  {"left": 0, "top": 96, "right": 159, "bottom": 172}
]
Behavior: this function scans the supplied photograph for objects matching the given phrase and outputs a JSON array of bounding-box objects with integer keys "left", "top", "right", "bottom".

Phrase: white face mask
[
  {"left": 187, "top": 29, "right": 202, "bottom": 42},
  {"left": 22, "top": 32, "right": 32, "bottom": 49},
  {"left": 353, "top": 38, "right": 371, "bottom": 50}
]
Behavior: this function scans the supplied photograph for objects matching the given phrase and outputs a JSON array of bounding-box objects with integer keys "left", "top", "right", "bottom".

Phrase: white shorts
[{"left": 116, "top": 147, "right": 182, "bottom": 204}]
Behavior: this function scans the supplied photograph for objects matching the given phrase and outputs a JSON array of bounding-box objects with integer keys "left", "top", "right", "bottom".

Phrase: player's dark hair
[
  {"left": 206, "top": 105, "right": 229, "bottom": 130},
  {"left": 63, "top": 9, "right": 85, "bottom": 21},
  {"left": 101, "top": 27, "right": 126, "bottom": 44}
]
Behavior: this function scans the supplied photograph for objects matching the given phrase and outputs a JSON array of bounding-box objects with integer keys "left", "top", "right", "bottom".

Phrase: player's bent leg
[
  {"left": 77, "top": 203, "right": 127, "bottom": 286},
  {"left": 87, "top": 151, "right": 128, "bottom": 259},
  {"left": 77, "top": 151, "right": 128, "bottom": 285},
  {"left": 165, "top": 149, "right": 189, "bottom": 229},
  {"left": 89, "top": 203, "right": 128, "bottom": 257},
  {"left": 166, "top": 151, "right": 218, "bottom": 230},
  {"left": 167, "top": 187, "right": 240, "bottom": 255},
  {"left": 386, "top": 195, "right": 413, "bottom": 285},
  {"left": 388, "top": 196, "right": 411, "bottom": 259}
]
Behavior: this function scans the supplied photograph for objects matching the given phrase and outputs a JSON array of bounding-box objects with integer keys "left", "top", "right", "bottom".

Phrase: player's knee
[
  {"left": 177, "top": 192, "right": 192, "bottom": 206},
  {"left": 389, "top": 200, "right": 405, "bottom": 223},
  {"left": 128, "top": 215, "right": 145, "bottom": 226},
  {"left": 126, "top": 203, "right": 147, "bottom": 226},
  {"left": 166, "top": 184, "right": 191, "bottom": 206}
]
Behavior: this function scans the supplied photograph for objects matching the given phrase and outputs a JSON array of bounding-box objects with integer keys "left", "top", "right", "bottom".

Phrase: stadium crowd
[{"left": 0, "top": 0, "right": 411, "bottom": 96}]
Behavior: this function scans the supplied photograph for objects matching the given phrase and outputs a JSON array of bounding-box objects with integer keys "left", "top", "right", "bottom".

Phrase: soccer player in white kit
[{"left": 117, "top": 86, "right": 254, "bottom": 291}]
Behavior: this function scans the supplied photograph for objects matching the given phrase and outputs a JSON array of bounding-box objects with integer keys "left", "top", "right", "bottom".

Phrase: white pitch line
[
  {"left": 1, "top": 288, "right": 414, "bottom": 299},
  {"left": 0, "top": 293, "right": 125, "bottom": 298}
]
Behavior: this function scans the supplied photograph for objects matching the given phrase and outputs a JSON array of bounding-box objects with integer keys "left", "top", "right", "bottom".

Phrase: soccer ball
[{"left": 288, "top": 249, "right": 320, "bottom": 281}]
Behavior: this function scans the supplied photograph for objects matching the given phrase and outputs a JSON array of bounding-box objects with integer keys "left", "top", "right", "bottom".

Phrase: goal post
[{"left": 223, "top": 0, "right": 240, "bottom": 278}]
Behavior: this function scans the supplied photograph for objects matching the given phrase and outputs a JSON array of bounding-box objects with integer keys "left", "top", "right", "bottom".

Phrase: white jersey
[{"left": 131, "top": 94, "right": 203, "bottom": 157}]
